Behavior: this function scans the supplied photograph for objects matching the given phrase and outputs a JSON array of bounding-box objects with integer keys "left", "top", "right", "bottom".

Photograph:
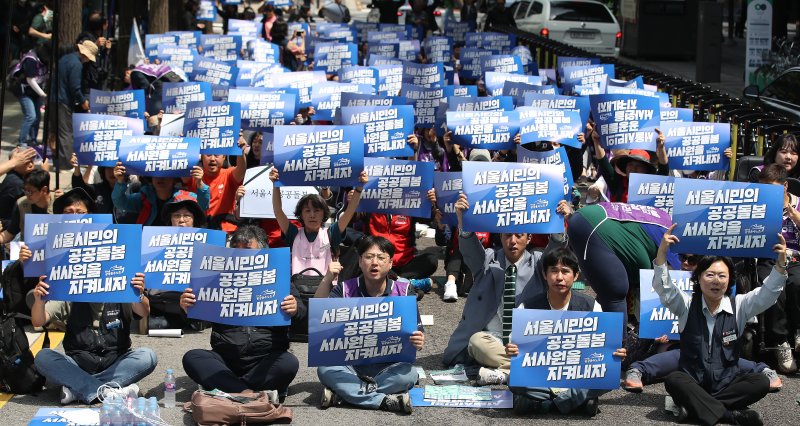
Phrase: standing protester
[
  {"left": 56, "top": 40, "right": 98, "bottom": 171},
  {"left": 11, "top": 43, "right": 49, "bottom": 147}
]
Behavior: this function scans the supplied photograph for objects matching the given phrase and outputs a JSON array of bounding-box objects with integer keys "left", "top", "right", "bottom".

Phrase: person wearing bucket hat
[
  {"left": 56, "top": 39, "right": 96, "bottom": 170},
  {"left": 53, "top": 187, "right": 97, "bottom": 214},
  {"left": 590, "top": 124, "right": 668, "bottom": 203},
  {"left": 161, "top": 190, "right": 207, "bottom": 228}
]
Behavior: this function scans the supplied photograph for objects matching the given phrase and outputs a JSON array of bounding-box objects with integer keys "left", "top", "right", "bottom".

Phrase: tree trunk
[
  {"left": 57, "top": 0, "right": 82, "bottom": 53},
  {"left": 149, "top": 0, "right": 169, "bottom": 34},
  {"left": 169, "top": 0, "right": 184, "bottom": 32}
]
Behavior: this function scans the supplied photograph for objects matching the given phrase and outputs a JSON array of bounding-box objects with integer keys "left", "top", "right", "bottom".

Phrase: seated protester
[
  {"left": 112, "top": 161, "right": 209, "bottom": 226},
  {"left": 30, "top": 184, "right": 157, "bottom": 404},
  {"left": 589, "top": 122, "right": 668, "bottom": 203},
  {"left": 0, "top": 169, "right": 55, "bottom": 244},
  {"left": 756, "top": 164, "right": 800, "bottom": 374},
  {"left": 442, "top": 193, "right": 572, "bottom": 385},
  {"left": 748, "top": 133, "right": 799, "bottom": 182},
  {"left": 233, "top": 185, "right": 295, "bottom": 248},
  {"left": 654, "top": 225, "right": 788, "bottom": 426},
  {"left": 269, "top": 168, "right": 367, "bottom": 276},
  {"left": 314, "top": 236, "right": 424, "bottom": 413},
  {"left": 180, "top": 225, "right": 305, "bottom": 401},
  {"left": 624, "top": 250, "right": 781, "bottom": 393},
  {"left": 70, "top": 153, "right": 116, "bottom": 215},
  {"left": 186, "top": 152, "right": 247, "bottom": 232},
  {"left": 146, "top": 190, "right": 208, "bottom": 330},
  {"left": 507, "top": 248, "right": 625, "bottom": 417}
]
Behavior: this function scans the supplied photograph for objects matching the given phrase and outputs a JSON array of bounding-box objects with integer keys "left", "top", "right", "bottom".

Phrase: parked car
[
  {"left": 510, "top": 0, "right": 621, "bottom": 57},
  {"left": 744, "top": 67, "right": 800, "bottom": 123}
]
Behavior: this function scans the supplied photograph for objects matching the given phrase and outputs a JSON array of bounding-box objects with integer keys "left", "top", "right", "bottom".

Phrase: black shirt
[{"left": 0, "top": 171, "right": 26, "bottom": 223}]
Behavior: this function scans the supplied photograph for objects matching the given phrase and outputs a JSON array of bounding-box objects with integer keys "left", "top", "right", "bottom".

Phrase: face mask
[{"left": 44, "top": 9, "right": 53, "bottom": 22}]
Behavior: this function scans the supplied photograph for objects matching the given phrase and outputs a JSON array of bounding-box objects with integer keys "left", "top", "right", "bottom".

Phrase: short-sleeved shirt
[
  {"left": 30, "top": 14, "right": 51, "bottom": 45},
  {"left": 283, "top": 221, "right": 343, "bottom": 248},
  {"left": 188, "top": 167, "right": 242, "bottom": 218},
  {"left": 45, "top": 302, "right": 104, "bottom": 329}
]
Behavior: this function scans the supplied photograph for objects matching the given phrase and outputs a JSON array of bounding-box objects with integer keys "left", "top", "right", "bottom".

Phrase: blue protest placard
[
  {"left": 340, "top": 106, "right": 414, "bottom": 157},
  {"left": 509, "top": 310, "right": 623, "bottom": 390},
  {"left": 672, "top": 179, "right": 783, "bottom": 257},
  {"left": 201, "top": 34, "right": 242, "bottom": 62},
  {"left": 556, "top": 56, "right": 601, "bottom": 74},
  {"left": 459, "top": 48, "right": 495, "bottom": 80},
  {"left": 367, "top": 30, "right": 406, "bottom": 44},
  {"left": 211, "top": 84, "right": 230, "bottom": 101},
  {"left": 245, "top": 40, "right": 281, "bottom": 64},
  {"left": 374, "top": 64, "right": 404, "bottom": 96},
  {"left": 23, "top": 214, "right": 113, "bottom": 278},
  {"left": 518, "top": 108, "right": 583, "bottom": 148},
  {"left": 188, "top": 243, "right": 291, "bottom": 327},
  {"left": 319, "top": 27, "right": 357, "bottom": 43},
  {"left": 448, "top": 95, "right": 514, "bottom": 112},
  {"left": 446, "top": 110, "right": 520, "bottom": 150},
  {"left": 608, "top": 75, "right": 644, "bottom": 89},
  {"left": 314, "top": 42, "right": 358, "bottom": 74},
  {"left": 627, "top": 173, "right": 676, "bottom": 216},
  {"left": 378, "top": 23, "right": 413, "bottom": 38},
  {"left": 481, "top": 55, "right": 524, "bottom": 77},
  {"left": 639, "top": 269, "right": 692, "bottom": 340},
  {"left": 403, "top": 62, "right": 445, "bottom": 88},
  {"left": 353, "top": 21, "right": 380, "bottom": 43},
  {"left": 141, "top": 227, "right": 227, "bottom": 291},
  {"left": 518, "top": 146, "right": 574, "bottom": 201},
  {"left": 661, "top": 107, "right": 694, "bottom": 123},
  {"left": 29, "top": 408, "right": 101, "bottom": 426},
  {"left": 434, "top": 172, "right": 462, "bottom": 227},
  {"left": 311, "top": 81, "right": 374, "bottom": 121},
  {"left": 228, "top": 18, "right": 260, "bottom": 37},
  {"left": 339, "top": 66, "right": 379, "bottom": 88},
  {"left": 400, "top": 84, "right": 444, "bottom": 128},
  {"left": 561, "top": 64, "right": 614, "bottom": 90},
  {"left": 307, "top": 296, "right": 418, "bottom": 366},
  {"left": 368, "top": 42, "right": 400, "bottom": 60},
  {"left": 484, "top": 72, "right": 542, "bottom": 97},
  {"left": 503, "top": 82, "right": 559, "bottom": 106},
  {"left": 183, "top": 101, "right": 241, "bottom": 155},
  {"left": 72, "top": 113, "right": 144, "bottom": 167},
  {"left": 162, "top": 81, "right": 212, "bottom": 114},
  {"left": 409, "top": 388, "right": 513, "bottom": 408},
  {"left": 190, "top": 56, "right": 238, "bottom": 86},
  {"left": 155, "top": 45, "right": 196, "bottom": 73},
  {"left": 606, "top": 85, "right": 671, "bottom": 108},
  {"left": 445, "top": 21, "right": 475, "bottom": 45},
  {"left": 574, "top": 82, "right": 606, "bottom": 96},
  {"left": 237, "top": 61, "right": 287, "bottom": 86},
  {"left": 662, "top": 122, "right": 731, "bottom": 171},
  {"left": 90, "top": 89, "right": 146, "bottom": 120},
  {"left": 228, "top": 89, "right": 296, "bottom": 130},
  {"left": 145, "top": 34, "right": 178, "bottom": 54},
  {"left": 167, "top": 30, "right": 201, "bottom": 48},
  {"left": 197, "top": 0, "right": 216, "bottom": 20},
  {"left": 44, "top": 223, "right": 142, "bottom": 303},
  {"left": 461, "top": 161, "right": 565, "bottom": 233},
  {"left": 465, "top": 32, "right": 516, "bottom": 53},
  {"left": 443, "top": 85, "right": 478, "bottom": 98},
  {"left": 423, "top": 36, "right": 453, "bottom": 65},
  {"left": 367, "top": 54, "right": 404, "bottom": 67},
  {"left": 525, "top": 93, "right": 590, "bottom": 126},
  {"left": 340, "top": 92, "right": 407, "bottom": 108},
  {"left": 258, "top": 71, "right": 326, "bottom": 108},
  {"left": 397, "top": 40, "right": 421, "bottom": 62},
  {"left": 118, "top": 135, "right": 200, "bottom": 177},
  {"left": 512, "top": 45, "right": 538, "bottom": 75},
  {"left": 589, "top": 94, "right": 661, "bottom": 151},
  {"left": 274, "top": 125, "right": 365, "bottom": 187},
  {"left": 357, "top": 158, "right": 434, "bottom": 218}
]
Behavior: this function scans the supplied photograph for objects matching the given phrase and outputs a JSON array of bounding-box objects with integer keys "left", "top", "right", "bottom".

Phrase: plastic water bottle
[
  {"left": 110, "top": 407, "right": 123, "bottom": 426},
  {"left": 163, "top": 369, "right": 176, "bottom": 408},
  {"left": 99, "top": 402, "right": 111, "bottom": 426},
  {"left": 136, "top": 398, "right": 147, "bottom": 426},
  {"left": 148, "top": 396, "right": 160, "bottom": 421}
]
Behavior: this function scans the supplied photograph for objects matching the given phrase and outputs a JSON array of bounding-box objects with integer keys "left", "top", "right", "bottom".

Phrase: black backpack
[{"left": 0, "top": 261, "right": 47, "bottom": 394}]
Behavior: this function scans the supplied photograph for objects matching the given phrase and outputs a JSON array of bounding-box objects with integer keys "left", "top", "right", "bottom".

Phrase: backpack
[
  {"left": 0, "top": 261, "right": 47, "bottom": 394},
  {"left": 5, "top": 60, "right": 24, "bottom": 97},
  {"left": 288, "top": 268, "right": 323, "bottom": 342},
  {"left": 183, "top": 390, "right": 293, "bottom": 425}
]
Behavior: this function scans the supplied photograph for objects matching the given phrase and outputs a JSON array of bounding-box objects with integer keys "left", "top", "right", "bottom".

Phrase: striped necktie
[{"left": 502, "top": 264, "right": 517, "bottom": 345}]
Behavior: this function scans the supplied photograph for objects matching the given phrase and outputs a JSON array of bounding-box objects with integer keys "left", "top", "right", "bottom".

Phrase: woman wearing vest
[
  {"left": 270, "top": 168, "right": 368, "bottom": 277},
  {"left": 654, "top": 224, "right": 788, "bottom": 426},
  {"left": 506, "top": 247, "right": 625, "bottom": 417},
  {"left": 180, "top": 225, "right": 306, "bottom": 402},
  {"left": 314, "top": 236, "right": 425, "bottom": 414}
]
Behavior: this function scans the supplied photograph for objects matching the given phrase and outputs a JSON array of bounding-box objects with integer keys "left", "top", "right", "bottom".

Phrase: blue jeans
[
  {"left": 18, "top": 95, "right": 43, "bottom": 146},
  {"left": 510, "top": 386, "right": 609, "bottom": 413},
  {"left": 317, "top": 362, "right": 417, "bottom": 409},
  {"left": 35, "top": 348, "right": 158, "bottom": 403},
  {"left": 630, "top": 349, "right": 766, "bottom": 384}
]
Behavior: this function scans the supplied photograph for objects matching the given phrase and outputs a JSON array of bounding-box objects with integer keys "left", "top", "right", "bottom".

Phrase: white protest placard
[
  {"left": 239, "top": 166, "right": 318, "bottom": 219},
  {"left": 159, "top": 114, "right": 185, "bottom": 137}
]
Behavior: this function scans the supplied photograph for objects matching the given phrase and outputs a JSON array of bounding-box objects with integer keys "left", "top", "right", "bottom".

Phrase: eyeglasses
[
  {"left": 171, "top": 212, "right": 194, "bottom": 220},
  {"left": 361, "top": 253, "right": 390, "bottom": 263},
  {"left": 23, "top": 188, "right": 39, "bottom": 196},
  {"left": 679, "top": 254, "right": 699, "bottom": 265}
]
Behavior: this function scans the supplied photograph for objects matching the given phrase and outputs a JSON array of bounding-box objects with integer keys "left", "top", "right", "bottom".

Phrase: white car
[{"left": 510, "top": 0, "right": 621, "bottom": 57}]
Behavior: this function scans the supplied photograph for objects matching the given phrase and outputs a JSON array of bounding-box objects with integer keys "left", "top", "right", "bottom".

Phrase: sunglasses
[{"left": 679, "top": 254, "right": 699, "bottom": 265}]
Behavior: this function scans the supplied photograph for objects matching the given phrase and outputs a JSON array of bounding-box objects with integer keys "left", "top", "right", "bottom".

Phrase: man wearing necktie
[{"left": 442, "top": 193, "right": 572, "bottom": 386}]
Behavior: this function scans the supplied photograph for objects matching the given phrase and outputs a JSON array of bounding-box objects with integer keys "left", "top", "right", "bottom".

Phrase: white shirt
[
  {"left": 652, "top": 261, "right": 786, "bottom": 348},
  {"left": 486, "top": 256, "right": 525, "bottom": 339}
]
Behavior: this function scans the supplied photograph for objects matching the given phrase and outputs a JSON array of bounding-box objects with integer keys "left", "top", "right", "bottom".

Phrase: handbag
[{"left": 183, "top": 390, "right": 292, "bottom": 425}]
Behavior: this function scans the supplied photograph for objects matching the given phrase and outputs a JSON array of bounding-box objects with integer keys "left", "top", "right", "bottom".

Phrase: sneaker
[
  {"left": 319, "top": 386, "right": 340, "bottom": 409},
  {"left": 623, "top": 368, "right": 644, "bottom": 393},
  {"left": 409, "top": 278, "right": 432, "bottom": 293},
  {"left": 100, "top": 383, "right": 139, "bottom": 401},
  {"left": 775, "top": 342, "right": 798, "bottom": 374},
  {"left": 60, "top": 386, "right": 77, "bottom": 405},
  {"left": 795, "top": 330, "right": 800, "bottom": 354},
  {"left": 582, "top": 397, "right": 599, "bottom": 417},
  {"left": 264, "top": 390, "right": 279, "bottom": 404},
  {"left": 477, "top": 367, "right": 507, "bottom": 386},
  {"left": 731, "top": 409, "right": 764, "bottom": 426},
  {"left": 442, "top": 282, "right": 458, "bottom": 302},
  {"left": 380, "top": 393, "right": 412, "bottom": 414},
  {"left": 676, "top": 405, "right": 689, "bottom": 423},
  {"left": 761, "top": 368, "right": 782, "bottom": 393},
  {"left": 512, "top": 394, "right": 549, "bottom": 415}
]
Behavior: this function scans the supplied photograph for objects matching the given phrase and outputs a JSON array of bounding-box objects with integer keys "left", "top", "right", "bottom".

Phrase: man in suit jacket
[{"left": 442, "top": 193, "right": 571, "bottom": 385}]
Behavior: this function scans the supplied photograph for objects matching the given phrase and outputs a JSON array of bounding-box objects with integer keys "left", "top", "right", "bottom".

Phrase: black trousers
[
  {"left": 663, "top": 371, "right": 769, "bottom": 426},
  {"left": 756, "top": 259, "right": 800, "bottom": 346},
  {"left": 392, "top": 252, "right": 439, "bottom": 279},
  {"left": 183, "top": 349, "right": 299, "bottom": 393}
]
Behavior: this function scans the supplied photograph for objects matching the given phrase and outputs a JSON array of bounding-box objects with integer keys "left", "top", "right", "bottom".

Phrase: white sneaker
[
  {"left": 775, "top": 342, "right": 798, "bottom": 374},
  {"left": 476, "top": 367, "right": 507, "bottom": 386},
  {"left": 100, "top": 383, "right": 140, "bottom": 401},
  {"left": 443, "top": 282, "right": 458, "bottom": 302},
  {"left": 60, "top": 386, "right": 77, "bottom": 405}
]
